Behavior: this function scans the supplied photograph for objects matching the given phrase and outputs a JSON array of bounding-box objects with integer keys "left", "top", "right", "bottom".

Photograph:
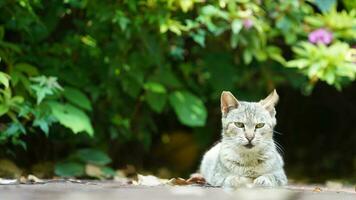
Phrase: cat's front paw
[
  {"left": 224, "top": 176, "right": 253, "bottom": 188},
  {"left": 253, "top": 175, "right": 276, "bottom": 187}
]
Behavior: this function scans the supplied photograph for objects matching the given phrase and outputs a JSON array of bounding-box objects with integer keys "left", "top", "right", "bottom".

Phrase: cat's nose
[{"left": 245, "top": 135, "right": 255, "bottom": 142}]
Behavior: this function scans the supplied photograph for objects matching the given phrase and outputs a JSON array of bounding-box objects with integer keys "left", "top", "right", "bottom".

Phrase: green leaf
[
  {"left": 0, "top": 26, "right": 4, "bottom": 40},
  {"left": 169, "top": 91, "right": 207, "bottom": 127},
  {"left": 146, "top": 91, "right": 167, "bottom": 113},
  {"left": 287, "top": 59, "right": 310, "bottom": 69},
  {"left": 191, "top": 29, "right": 206, "bottom": 47},
  {"left": 313, "top": 0, "right": 336, "bottom": 13},
  {"left": 243, "top": 50, "right": 253, "bottom": 64},
  {"left": 101, "top": 166, "right": 116, "bottom": 177},
  {"left": 343, "top": 0, "right": 356, "bottom": 11},
  {"left": 14, "top": 63, "right": 39, "bottom": 76},
  {"left": 0, "top": 72, "right": 10, "bottom": 88},
  {"left": 30, "top": 76, "right": 63, "bottom": 104},
  {"left": 33, "top": 118, "right": 50, "bottom": 135},
  {"left": 0, "top": 104, "right": 9, "bottom": 116},
  {"left": 143, "top": 82, "right": 166, "bottom": 94},
  {"left": 76, "top": 148, "right": 111, "bottom": 165},
  {"left": 231, "top": 19, "right": 243, "bottom": 34},
  {"left": 4, "top": 122, "right": 26, "bottom": 136},
  {"left": 55, "top": 162, "right": 85, "bottom": 177},
  {"left": 64, "top": 0, "right": 88, "bottom": 8},
  {"left": 63, "top": 87, "right": 92, "bottom": 111},
  {"left": 49, "top": 102, "right": 94, "bottom": 135}
]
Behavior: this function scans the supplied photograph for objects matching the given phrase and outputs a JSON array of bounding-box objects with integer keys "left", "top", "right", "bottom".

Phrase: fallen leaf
[
  {"left": 137, "top": 174, "right": 167, "bottom": 186},
  {"left": 313, "top": 187, "right": 322, "bottom": 192},
  {"left": 19, "top": 176, "right": 27, "bottom": 184},
  {"left": 113, "top": 170, "right": 131, "bottom": 184},
  {"left": 123, "top": 165, "right": 136, "bottom": 177},
  {"left": 27, "top": 174, "right": 43, "bottom": 183},
  {"left": 85, "top": 164, "right": 103, "bottom": 179},
  {"left": 115, "top": 170, "right": 126, "bottom": 178},
  {"left": 0, "top": 178, "right": 18, "bottom": 185},
  {"left": 168, "top": 177, "right": 189, "bottom": 185},
  {"left": 187, "top": 173, "right": 206, "bottom": 185}
]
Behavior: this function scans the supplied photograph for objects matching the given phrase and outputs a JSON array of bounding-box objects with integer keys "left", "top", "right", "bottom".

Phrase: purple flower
[
  {"left": 243, "top": 19, "right": 254, "bottom": 30},
  {"left": 308, "top": 28, "right": 333, "bottom": 45}
]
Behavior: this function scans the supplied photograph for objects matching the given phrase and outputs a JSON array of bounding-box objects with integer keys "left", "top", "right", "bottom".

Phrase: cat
[{"left": 199, "top": 90, "right": 287, "bottom": 187}]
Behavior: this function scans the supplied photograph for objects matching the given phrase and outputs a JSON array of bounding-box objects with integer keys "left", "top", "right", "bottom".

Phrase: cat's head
[{"left": 220, "top": 90, "right": 279, "bottom": 151}]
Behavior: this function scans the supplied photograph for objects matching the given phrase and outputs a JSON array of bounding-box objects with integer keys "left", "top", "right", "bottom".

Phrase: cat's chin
[
  {"left": 239, "top": 143, "right": 263, "bottom": 152},
  {"left": 244, "top": 143, "right": 255, "bottom": 149}
]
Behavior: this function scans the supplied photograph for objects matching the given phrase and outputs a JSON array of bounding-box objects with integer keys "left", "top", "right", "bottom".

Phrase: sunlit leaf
[
  {"left": 63, "top": 87, "right": 92, "bottom": 111},
  {"left": 49, "top": 102, "right": 94, "bottom": 135},
  {"left": 0, "top": 104, "right": 9, "bottom": 116},
  {"left": 0, "top": 72, "right": 10, "bottom": 88},
  {"left": 313, "top": 0, "right": 336, "bottom": 13},
  {"left": 231, "top": 19, "right": 243, "bottom": 34},
  {"left": 169, "top": 91, "right": 207, "bottom": 127},
  {"left": 143, "top": 82, "right": 166, "bottom": 94}
]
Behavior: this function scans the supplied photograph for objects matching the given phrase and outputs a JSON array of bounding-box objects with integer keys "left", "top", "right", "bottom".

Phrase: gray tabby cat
[{"left": 200, "top": 90, "right": 287, "bottom": 187}]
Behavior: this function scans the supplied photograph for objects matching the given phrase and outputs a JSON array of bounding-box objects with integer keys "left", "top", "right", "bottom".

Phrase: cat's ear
[
  {"left": 259, "top": 89, "right": 279, "bottom": 116},
  {"left": 221, "top": 91, "right": 239, "bottom": 116}
]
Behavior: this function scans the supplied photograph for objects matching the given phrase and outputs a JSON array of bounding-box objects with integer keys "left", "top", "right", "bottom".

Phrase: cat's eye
[
  {"left": 255, "top": 123, "right": 265, "bottom": 129},
  {"left": 234, "top": 122, "right": 245, "bottom": 128}
]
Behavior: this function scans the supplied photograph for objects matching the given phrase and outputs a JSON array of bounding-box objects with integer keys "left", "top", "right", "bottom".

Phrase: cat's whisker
[
  {"left": 273, "top": 141, "right": 285, "bottom": 155},
  {"left": 273, "top": 130, "right": 283, "bottom": 135}
]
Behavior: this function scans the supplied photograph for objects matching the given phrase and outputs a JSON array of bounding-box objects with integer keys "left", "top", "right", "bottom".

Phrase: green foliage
[
  {"left": 0, "top": 0, "right": 355, "bottom": 177},
  {"left": 76, "top": 149, "right": 111, "bottom": 165},
  {"left": 63, "top": 87, "right": 92, "bottom": 111},
  {"left": 30, "top": 76, "right": 63, "bottom": 104},
  {"left": 312, "top": 0, "right": 337, "bottom": 13},
  {"left": 304, "top": 9, "right": 356, "bottom": 39},
  {"left": 169, "top": 91, "right": 207, "bottom": 127},
  {"left": 287, "top": 42, "right": 356, "bottom": 89},
  {"left": 55, "top": 162, "right": 85, "bottom": 177},
  {"left": 54, "top": 148, "right": 113, "bottom": 178},
  {"left": 49, "top": 102, "right": 93, "bottom": 135}
]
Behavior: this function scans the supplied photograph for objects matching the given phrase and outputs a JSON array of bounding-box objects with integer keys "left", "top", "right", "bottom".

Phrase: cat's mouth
[{"left": 244, "top": 143, "right": 254, "bottom": 149}]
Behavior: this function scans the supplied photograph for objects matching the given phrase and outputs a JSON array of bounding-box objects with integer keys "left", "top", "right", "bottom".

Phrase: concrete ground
[{"left": 0, "top": 181, "right": 355, "bottom": 200}]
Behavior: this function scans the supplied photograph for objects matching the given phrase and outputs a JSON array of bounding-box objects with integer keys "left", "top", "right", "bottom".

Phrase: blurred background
[{"left": 0, "top": 0, "right": 355, "bottom": 183}]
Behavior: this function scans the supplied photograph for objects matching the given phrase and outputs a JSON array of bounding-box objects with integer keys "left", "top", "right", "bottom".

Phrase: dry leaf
[
  {"left": 19, "top": 176, "right": 27, "bottom": 184},
  {"left": 187, "top": 173, "right": 206, "bottom": 185},
  {"left": 168, "top": 177, "right": 189, "bottom": 186},
  {"left": 123, "top": 165, "right": 136, "bottom": 177},
  {"left": 27, "top": 174, "right": 43, "bottom": 183},
  {"left": 313, "top": 187, "right": 322, "bottom": 192},
  {"left": 137, "top": 174, "right": 167, "bottom": 186},
  {"left": 115, "top": 170, "right": 126, "bottom": 178},
  {"left": 85, "top": 164, "right": 103, "bottom": 179}
]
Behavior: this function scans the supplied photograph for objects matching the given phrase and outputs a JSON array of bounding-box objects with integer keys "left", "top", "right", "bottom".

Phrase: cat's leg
[
  {"left": 223, "top": 176, "right": 253, "bottom": 188},
  {"left": 253, "top": 170, "right": 287, "bottom": 186}
]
